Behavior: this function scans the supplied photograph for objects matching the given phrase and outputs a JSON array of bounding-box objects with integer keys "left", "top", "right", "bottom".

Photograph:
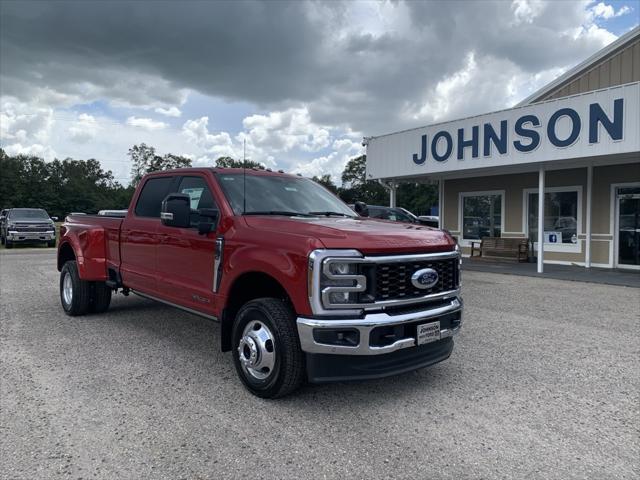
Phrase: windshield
[
  {"left": 9, "top": 209, "right": 50, "bottom": 220},
  {"left": 217, "top": 174, "right": 355, "bottom": 217}
]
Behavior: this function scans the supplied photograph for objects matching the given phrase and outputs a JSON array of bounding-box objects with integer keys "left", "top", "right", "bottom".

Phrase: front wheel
[
  {"left": 232, "top": 298, "right": 305, "bottom": 398},
  {"left": 47, "top": 240, "right": 56, "bottom": 248}
]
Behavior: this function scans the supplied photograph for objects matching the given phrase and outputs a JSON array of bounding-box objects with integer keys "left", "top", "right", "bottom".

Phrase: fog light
[{"left": 313, "top": 328, "right": 359, "bottom": 347}]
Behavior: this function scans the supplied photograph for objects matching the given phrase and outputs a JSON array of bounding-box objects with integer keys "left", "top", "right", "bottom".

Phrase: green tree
[
  {"left": 397, "top": 182, "right": 438, "bottom": 216},
  {"left": 339, "top": 155, "right": 388, "bottom": 205},
  {"left": 0, "top": 148, "right": 134, "bottom": 218},
  {"left": 336, "top": 154, "right": 438, "bottom": 214},
  {"left": 215, "top": 156, "right": 264, "bottom": 170},
  {"left": 0, "top": 149, "right": 26, "bottom": 209},
  {"left": 312, "top": 174, "right": 338, "bottom": 194},
  {"left": 129, "top": 143, "right": 192, "bottom": 186}
]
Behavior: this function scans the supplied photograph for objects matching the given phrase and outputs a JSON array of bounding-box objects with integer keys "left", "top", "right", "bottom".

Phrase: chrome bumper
[
  {"left": 297, "top": 297, "right": 462, "bottom": 356},
  {"left": 7, "top": 231, "right": 55, "bottom": 240}
]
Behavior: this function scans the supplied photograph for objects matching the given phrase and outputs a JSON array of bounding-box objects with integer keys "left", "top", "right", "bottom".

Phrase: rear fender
[{"left": 58, "top": 228, "right": 108, "bottom": 281}]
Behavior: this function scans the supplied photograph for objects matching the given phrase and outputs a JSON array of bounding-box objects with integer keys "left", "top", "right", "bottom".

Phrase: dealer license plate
[{"left": 417, "top": 320, "right": 441, "bottom": 345}]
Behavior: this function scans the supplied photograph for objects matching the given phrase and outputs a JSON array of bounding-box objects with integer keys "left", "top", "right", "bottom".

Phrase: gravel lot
[{"left": 1, "top": 248, "right": 638, "bottom": 480}]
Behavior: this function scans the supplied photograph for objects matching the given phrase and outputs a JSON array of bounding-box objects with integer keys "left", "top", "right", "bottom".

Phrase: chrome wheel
[
  {"left": 237, "top": 319, "right": 276, "bottom": 381},
  {"left": 62, "top": 272, "right": 73, "bottom": 306}
]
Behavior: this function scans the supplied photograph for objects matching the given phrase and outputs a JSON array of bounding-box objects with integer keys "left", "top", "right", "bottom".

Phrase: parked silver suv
[{"left": 1, "top": 208, "right": 56, "bottom": 248}]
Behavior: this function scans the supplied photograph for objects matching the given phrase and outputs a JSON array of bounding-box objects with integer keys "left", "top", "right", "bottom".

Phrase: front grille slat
[
  {"left": 13, "top": 224, "right": 52, "bottom": 232},
  {"left": 374, "top": 258, "right": 459, "bottom": 302}
]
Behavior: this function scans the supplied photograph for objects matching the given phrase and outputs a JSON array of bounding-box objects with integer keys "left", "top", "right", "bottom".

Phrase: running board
[{"left": 132, "top": 290, "right": 218, "bottom": 322}]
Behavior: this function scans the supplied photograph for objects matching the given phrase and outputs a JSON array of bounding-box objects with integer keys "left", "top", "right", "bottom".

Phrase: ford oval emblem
[{"left": 411, "top": 268, "right": 439, "bottom": 289}]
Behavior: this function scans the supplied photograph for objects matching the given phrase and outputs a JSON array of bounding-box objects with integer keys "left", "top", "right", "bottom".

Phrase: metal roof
[{"left": 516, "top": 25, "right": 640, "bottom": 106}]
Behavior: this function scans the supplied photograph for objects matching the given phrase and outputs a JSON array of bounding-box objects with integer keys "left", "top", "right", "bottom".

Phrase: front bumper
[
  {"left": 305, "top": 337, "right": 454, "bottom": 383},
  {"left": 7, "top": 231, "right": 55, "bottom": 242},
  {"left": 298, "top": 297, "right": 463, "bottom": 383},
  {"left": 297, "top": 297, "right": 462, "bottom": 355}
]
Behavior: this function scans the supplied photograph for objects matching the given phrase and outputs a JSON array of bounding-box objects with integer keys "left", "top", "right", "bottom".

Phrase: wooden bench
[{"left": 469, "top": 237, "right": 529, "bottom": 262}]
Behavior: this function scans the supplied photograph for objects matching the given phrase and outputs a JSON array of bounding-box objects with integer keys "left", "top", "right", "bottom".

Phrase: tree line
[
  {"left": 0, "top": 144, "right": 437, "bottom": 218},
  {"left": 0, "top": 148, "right": 133, "bottom": 219}
]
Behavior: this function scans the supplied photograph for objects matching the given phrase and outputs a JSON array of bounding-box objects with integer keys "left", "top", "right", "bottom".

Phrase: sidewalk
[{"left": 462, "top": 258, "right": 640, "bottom": 288}]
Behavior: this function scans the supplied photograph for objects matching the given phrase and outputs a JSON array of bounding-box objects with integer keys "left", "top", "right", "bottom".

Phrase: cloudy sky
[{"left": 1, "top": 0, "right": 638, "bottom": 184}]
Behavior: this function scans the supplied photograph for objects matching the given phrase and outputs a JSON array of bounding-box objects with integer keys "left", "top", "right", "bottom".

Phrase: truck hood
[{"left": 243, "top": 216, "right": 455, "bottom": 254}]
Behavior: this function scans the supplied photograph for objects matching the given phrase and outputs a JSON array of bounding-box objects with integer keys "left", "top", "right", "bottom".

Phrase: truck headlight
[
  {"left": 308, "top": 249, "right": 370, "bottom": 314},
  {"left": 321, "top": 259, "right": 366, "bottom": 306}
]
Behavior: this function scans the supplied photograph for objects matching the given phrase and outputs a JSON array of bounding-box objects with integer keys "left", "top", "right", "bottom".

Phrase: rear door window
[{"left": 134, "top": 177, "right": 174, "bottom": 218}]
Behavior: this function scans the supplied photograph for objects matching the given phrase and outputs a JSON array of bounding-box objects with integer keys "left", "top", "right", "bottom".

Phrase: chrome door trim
[{"left": 213, "top": 236, "right": 224, "bottom": 293}]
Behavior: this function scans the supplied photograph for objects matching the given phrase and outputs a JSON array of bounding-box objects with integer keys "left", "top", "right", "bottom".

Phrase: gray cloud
[{"left": 0, "top": 0, "right": 629, "bottom": 138}]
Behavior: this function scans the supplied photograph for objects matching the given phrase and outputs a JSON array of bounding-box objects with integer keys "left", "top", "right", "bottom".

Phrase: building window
[
  {"left": 526, "top": 187, "right": 581, "bottom": 251},
  {"left": 461, "top": 192, "right": 503, "bottom": 241}
]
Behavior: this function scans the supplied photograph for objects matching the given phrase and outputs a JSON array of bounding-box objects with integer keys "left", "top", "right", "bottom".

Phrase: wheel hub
[
  {"left": 237, "top": 320, "right": 276, "bottom": 380},
  {"left": 62, "top": 272, "right": 73, "bottom": 305},
  {"left": 238, "top": 336, "right": 259, "bottom": 368}
]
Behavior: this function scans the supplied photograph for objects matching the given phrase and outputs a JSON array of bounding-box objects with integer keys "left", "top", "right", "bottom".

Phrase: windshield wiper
[
  {"left": 243, "top": 211, "right": 314, "bottom": 217},
  {"left": 308, "top": 211, "right": 354, "bottom": 217}
]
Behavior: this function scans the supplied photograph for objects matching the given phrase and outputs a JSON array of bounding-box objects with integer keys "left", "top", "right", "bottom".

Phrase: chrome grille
[
  {"left": 13, "top": 223, "right": 52, "bottom": 232},
  {"left": 375, "top": 257, "right": 459, "bottom": 301}
]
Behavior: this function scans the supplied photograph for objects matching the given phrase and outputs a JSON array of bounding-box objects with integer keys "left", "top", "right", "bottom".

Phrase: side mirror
[
  {"left": 197, "top": 208, "right": 219, "bottom": 235},
  {"left": 354, "top": 201, "right": 369, "bottom": 217},
  {"left": 161, "top": 193, "right": 191, "bottom": 228}
]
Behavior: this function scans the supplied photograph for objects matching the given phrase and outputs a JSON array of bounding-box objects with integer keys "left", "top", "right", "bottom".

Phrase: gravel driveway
[{"left": 1, "top": 249, "right": 638, "bottom": 479}]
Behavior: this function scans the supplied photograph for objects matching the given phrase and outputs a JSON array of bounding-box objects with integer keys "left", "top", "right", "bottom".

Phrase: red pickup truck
[{"left": 57, "top": 168, "right": 462, "bottom": 397}]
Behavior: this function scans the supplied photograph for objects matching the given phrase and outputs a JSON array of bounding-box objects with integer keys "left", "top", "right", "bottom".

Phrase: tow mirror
[
  {"left": 197, "top": 208, "right": 219, "bottom": 235},
  {"left": 354, "top": 201, "right": 369, "bottom": 217},
  {"left": 161, "top": 193, "right": 191, "bottom": 228}
]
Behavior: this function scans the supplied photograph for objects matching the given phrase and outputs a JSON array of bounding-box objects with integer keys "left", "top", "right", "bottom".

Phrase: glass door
[{"left": 616, "top": 187, "right": 640, "bottom": 268}]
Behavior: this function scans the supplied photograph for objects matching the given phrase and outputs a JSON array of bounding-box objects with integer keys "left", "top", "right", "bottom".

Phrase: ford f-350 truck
[{"left": 57, "top": 168, "right": 462, "bottom": 398}]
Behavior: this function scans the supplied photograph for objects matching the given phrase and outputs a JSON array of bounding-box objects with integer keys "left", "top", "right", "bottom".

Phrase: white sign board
[{"left": 366, "top": 82, "right": 640, "bottom": 180}]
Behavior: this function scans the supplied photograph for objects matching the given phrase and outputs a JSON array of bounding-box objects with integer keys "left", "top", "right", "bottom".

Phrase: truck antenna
[{"left": 242, "top": 138, "right": 247, "bottom": 214}]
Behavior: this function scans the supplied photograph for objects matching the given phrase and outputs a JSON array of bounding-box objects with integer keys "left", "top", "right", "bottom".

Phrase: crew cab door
[
  {"left": 155, "top": 175, "right": 221, "bottom": 314},
  {"left": 120, "top": 175, "right": 176, "bottom": 296}
]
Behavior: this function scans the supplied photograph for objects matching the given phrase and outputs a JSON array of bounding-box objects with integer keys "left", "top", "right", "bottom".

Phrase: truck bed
[{"left": 63, "top": 214, "right": 125, "bottom": 279}]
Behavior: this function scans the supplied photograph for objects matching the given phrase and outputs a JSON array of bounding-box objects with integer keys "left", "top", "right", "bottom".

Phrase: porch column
[
  {"left": 585, "top": 165, "right": 593, "bottom": 268},
  {"left": 537, "top": 167, "right": 545, "bottom": 273},
  {"left": 389, "top": 182, "right": 397, "bottom": 208},
  {"left": 438, "top": 178, "right": 444, "bottom": 229}
]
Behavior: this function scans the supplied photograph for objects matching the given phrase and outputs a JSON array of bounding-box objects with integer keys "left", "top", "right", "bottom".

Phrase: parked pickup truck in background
[
  {"left": 57, "top": 168, "right": 462, "bottom": 397},
  {"left": 2, "top": 208, "right": 57, "bottom": 248}
]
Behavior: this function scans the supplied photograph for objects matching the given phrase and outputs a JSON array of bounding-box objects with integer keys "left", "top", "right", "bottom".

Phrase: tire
[
  {"left": 47, "top": 240, "right": 56, "bottom": 248},
  {"left": 232, "top": 298, "right": 305, "bottom": 398},
  {"left": 60, "top": 260, "right": 91, "bottom": 316},
  {"left": 89, "top": 282, "right": 112, "bottom": 313},
  {"left": 0, "top": 234, "right": 4, "bottom": 245},
  {"left": 5, "top": 239, "right": 13, "bottom": 249}
]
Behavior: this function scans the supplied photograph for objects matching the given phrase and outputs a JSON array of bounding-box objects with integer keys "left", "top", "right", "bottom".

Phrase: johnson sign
[{"left": 366, "top": 82, "right": 640, "bottom": 180}]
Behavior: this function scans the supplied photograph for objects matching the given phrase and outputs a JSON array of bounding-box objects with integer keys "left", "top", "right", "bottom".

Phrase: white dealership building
[{"left": 365, "top": 27, "right": 640, "bottom": 271}]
